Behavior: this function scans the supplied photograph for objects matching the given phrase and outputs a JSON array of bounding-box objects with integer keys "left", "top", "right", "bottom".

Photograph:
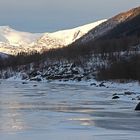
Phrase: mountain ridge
[
  {"left": 72, "top": 6, "right": 140, "bottom": 45},
  {"left": 0, "top": 19, "right": 106, "bottom": 55}
]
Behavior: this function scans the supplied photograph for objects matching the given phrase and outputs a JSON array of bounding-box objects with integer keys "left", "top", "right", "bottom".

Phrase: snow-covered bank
[
  {"left": 50, "top": 80, "right": 140, "bottom": 103},
  {"left": 2, "top": 76, "right": 140, "bottom": 104},
  {"left": 0, "top": 56, "right": 140, "bottom": 103}
]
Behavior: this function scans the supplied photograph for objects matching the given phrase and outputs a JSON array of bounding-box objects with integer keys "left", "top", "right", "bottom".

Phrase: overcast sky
[{"left": 0, "top": 0, "right": 140, "bottom": 32}]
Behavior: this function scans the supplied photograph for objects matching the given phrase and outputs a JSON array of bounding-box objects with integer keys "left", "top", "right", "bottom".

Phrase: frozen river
[{"left": 0, "top": 80, "right": 140, "bottom": 140}]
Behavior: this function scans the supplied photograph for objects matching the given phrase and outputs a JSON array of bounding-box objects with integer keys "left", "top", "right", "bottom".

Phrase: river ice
[{"left": 0, "top": 80, "right": 140, "bottom": 140}]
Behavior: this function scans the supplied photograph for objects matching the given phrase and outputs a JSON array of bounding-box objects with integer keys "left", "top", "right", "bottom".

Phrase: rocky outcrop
[
  {"left": 43, "top": 63, "right": 85, "bottom": 81},
  {"left": 5, "top": 62, "right": 94, "bottom": 82},
  {"left": 112, "top": 91, "right": 140, "bottom": 101},
  {"left": 112, "top": 96, "right": 120, "bottom": 99}
]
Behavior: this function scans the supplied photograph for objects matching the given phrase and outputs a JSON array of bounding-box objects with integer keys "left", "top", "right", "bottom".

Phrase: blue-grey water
[{"left": 0, "top": 80, "right": 140, "bottom": 140}]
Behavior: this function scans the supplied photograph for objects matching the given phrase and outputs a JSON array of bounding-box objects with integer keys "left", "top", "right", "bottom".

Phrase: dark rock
[
  {"left": 71, "top": 69, "right": 79, "bottom": 75},
  {"left": 135, "top": 102, "right": 140, "bottom": 111},
  {"left": 42, "top": 74, "right": 48, "bottom": 78},
  {"left": 22, "top": 82, "right": 28, "bottom": 84},
  {"left": 47, "top": 74, "right": 73, "bottom": 80},
  {"left": 33, "top": 85, "right": 37, "bottom": 87},
  {"left": 30, "top": 77, "right": 42, "bottom": 82},
  {"left": 74, "top": 76, "right": 82, "bottom": 82},
  {"left": 112, "top": 96, "right": 120, "bottom": 99},
  {"left": 90, "top": 83, "right": 96, "bottom": 86},
  {"left": 77, "top": 77, "right": 82, "bottom": 82},
  {"left": 47, "top": 75, "right": 62, "bottom": 80},
  {"left": 63, "top": 74, "right": 74, "bottom": 79},
  {"left": 63, "top": 79, "right": 69, "bottom": 82},
  {"left": 136, "top": 96, "right": 140, "bottom": 100},
  {"left": 124, "top": 91, "right": 136, "bottom": 95},
  {"left": 99, "top": 82, "right": 105, "bottom": 87}
]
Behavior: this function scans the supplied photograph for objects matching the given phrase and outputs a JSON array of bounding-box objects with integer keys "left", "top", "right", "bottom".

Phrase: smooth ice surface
[{"left": 0, "top": 80, "right": 140, "bottom": 140}]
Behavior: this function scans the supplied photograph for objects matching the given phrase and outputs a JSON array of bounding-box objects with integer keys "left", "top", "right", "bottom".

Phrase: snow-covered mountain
[
  {"left": 0, "top": 19, "right": 106, "bottom": 55},
  {"left": 36, "top": 19, "right": 106, "bottom": 49},
  {"left": 0, "top": 26, "right": 43, "bottom": 55},
  {"left": 0, "top": 26, "right": 42, "bottom": 46}
]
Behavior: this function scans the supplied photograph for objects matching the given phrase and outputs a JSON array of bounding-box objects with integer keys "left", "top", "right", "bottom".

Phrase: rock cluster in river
[{"left": 112, "top": 91, "right": 140, "bottom": 101}]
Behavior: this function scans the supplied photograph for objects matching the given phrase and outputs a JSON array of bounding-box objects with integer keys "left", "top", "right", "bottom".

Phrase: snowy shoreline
[
  {"left": 1, "top": 77, "right": 140, "bottom": 104},
  {"left": 4, "top": 76, "right": 140, "bottom": 91}
]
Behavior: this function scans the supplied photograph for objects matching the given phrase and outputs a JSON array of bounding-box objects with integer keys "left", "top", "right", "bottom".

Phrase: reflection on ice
[
  {"left": 0, "top": 101, "right": 27, "bottom": 132},
  {"left": 0, "top": 81, "right": 140, "bottom": 140},
  {"left": 68, "top": 117, "right": 95, "bottom": 126}
]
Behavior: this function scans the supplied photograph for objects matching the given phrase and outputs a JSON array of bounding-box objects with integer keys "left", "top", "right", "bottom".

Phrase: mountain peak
[
  {"left": 125, "top": 6, "right": 140, "bottom": 16},
  {"left": 112, "top": 6, "right": 140, "bottom": 22},
  {"left": 0, "top": 20, "right": 106, "bottom": 55}
]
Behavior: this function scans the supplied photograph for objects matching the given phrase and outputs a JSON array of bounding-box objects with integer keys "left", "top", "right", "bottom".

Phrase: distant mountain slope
[
  {"left": 46, "top": 6, "right": 140, "bottom": 60},
  {"left": 0, "top": 20, "right": 106, "bottom": 55},
  {"left": 0, "top": 52, "right": 9, "bottom": 59},
  {"left": 99, "top": 12, "right": 140, "bottom": 39},
  {"left": 36, "top": 19, "right": 106, "bottom": 49},
  {"left": 73, "top": 6, "right": 140, "bottom": 45}
]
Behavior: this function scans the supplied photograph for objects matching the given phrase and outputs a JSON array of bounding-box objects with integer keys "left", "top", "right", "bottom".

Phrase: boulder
[
  {"left": 90, "top": 83, "right": 96, "bottom": 86},
  {"left": 22, "top": 82, "right": 28, "bottom": 84},
  {"left": 135, "top": 102, "right": 140, "bottom": 111},
  {"left": 112, "top": 96, "right": 120, "bottom": 99},
  {"left": 136, "top": 96, "right": 140, "bottom": 100}
]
